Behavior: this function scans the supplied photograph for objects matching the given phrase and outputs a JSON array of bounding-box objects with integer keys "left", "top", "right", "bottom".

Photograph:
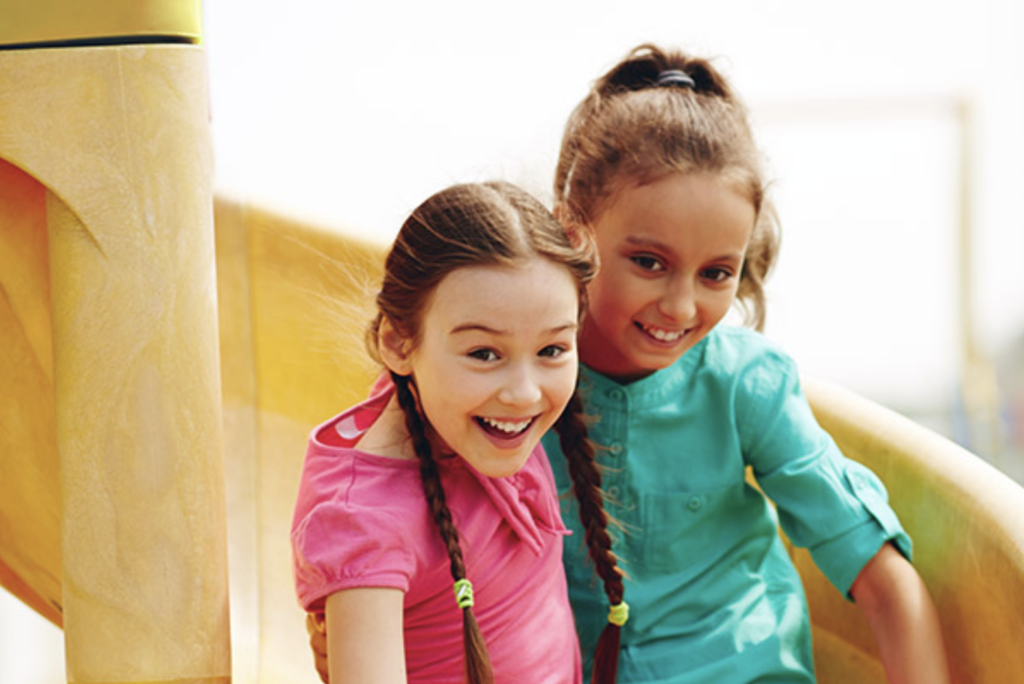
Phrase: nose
[
  {"left": 498, "top": 362, "right": 543, "bottom": 407},
  {"left": 657, "top": 275, "right": 697, "bottom": 322}
]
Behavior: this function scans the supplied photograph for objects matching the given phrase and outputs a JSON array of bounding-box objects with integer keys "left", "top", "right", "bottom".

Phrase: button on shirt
[{"left": 542, "top": 326, "right": 911, "bottom": 683}]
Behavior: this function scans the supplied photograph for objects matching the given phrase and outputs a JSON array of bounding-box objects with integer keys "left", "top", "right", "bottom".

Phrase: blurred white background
[{"left": 4, "top": 0, "right": 1023, "bottom": 680}]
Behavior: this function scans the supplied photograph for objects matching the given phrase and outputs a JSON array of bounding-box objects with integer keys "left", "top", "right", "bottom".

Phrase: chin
[
  {"left": 476, "top": 453, "right": 532, "bottom": 479},
  {"left": 644, "top": 343, "right": 694, "bottom": 367}
]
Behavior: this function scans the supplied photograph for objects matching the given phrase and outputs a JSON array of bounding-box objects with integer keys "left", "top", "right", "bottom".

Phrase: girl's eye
[
  {"left": 630, "top": 255, "right": 665, "bottom": 272},
  {"left": 701, "top": 267, "right": 734, "bottom": 283},
  {"left": 538, "top": 344, "right": 568, "bottom": 359},
  {"left": 468, "top": 348, "right": 499, "bottom": 362}
]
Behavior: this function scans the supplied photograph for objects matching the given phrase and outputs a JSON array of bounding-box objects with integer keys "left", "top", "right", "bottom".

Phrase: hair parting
[{"left": 367, "top": 181, "right": 596, "bottom": 359}]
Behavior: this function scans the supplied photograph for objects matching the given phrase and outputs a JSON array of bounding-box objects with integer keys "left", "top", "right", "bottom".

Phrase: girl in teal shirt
[{"left": 542, "top": 43, "right": 950, "bottom": 683}]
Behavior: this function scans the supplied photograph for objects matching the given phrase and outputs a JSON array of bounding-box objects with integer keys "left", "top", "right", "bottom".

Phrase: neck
[{"left": 354, "top": 395, "right": 417, "bottom": 460}]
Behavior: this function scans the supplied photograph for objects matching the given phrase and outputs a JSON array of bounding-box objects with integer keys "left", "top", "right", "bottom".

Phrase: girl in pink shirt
[{"left": 291, "top": 181, "right": 626, "bottom": 684}]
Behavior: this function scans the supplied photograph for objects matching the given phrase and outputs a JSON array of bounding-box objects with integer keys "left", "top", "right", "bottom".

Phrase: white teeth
[
  {"left": 644, "top": 325, "right": 684, "bottom": 342},
  {"left": 481, "top": 417, "right": 532, "bottom": 434}
]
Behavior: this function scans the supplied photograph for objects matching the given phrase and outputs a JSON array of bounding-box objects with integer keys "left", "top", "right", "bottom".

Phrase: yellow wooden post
[
  {"left": 0, "top": 2, "right": 230, "bottom": 682},
  {"left": 0, "top": 159, "right": 62, "bottom": 629}
]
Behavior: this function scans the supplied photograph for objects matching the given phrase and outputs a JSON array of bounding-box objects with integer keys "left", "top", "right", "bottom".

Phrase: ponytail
[
  {"left": 392, "top": 373, "right": 495, "bottom": 684},
  {"left": 555, "top": 390, "right": 626, "bottom": 684},
  {"left": 593, "top": 44, "right": 733, "bottom": 101}
]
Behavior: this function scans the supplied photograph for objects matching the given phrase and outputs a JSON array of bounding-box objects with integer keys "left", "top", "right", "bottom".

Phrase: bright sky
[{"left": 204, "top": 0, "right": 1024, "bottom": 411}]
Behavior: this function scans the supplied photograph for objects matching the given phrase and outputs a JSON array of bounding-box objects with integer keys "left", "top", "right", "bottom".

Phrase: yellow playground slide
[{"left": 2, "top": 2, "right": 1023, "bottom": 683}]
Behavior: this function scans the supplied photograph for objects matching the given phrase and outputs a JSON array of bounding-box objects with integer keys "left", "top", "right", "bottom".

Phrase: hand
[{"left": 306, "top": 611, "right": 330, "bottom": 684}]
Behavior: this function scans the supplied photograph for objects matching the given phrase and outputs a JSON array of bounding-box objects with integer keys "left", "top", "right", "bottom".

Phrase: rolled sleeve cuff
[{"left": 809, "top": 471, "right": 914, "bottom": 599}]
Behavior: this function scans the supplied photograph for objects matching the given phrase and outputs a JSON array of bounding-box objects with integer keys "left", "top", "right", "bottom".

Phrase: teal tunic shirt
[{"left": 542, "top": 326, "right": 911, "bottom": 683}]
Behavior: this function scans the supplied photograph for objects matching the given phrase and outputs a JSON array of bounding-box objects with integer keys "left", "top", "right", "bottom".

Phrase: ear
[
  {"left": 552, "top": 201, "right": 569, "bottom": 225},
  {"left": 554, "top": 205, "right": 598, "bottom": 266},
  {"left": 378, "top": 317, "right": 414, "bottom": 376},
  {"left": 553, "top": 202, "right": 585, "bottom": 243}
]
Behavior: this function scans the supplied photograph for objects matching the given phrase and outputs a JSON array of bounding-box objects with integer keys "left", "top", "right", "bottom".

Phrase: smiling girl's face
[
  {"left": 577, "top": 173, "right": 756, "bottom": 383},
  {"left": 389, "top": 256, "right": 580, "bottom": 478}
]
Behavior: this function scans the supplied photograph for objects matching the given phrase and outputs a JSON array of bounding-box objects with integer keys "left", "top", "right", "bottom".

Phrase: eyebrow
[
  {"left": 624, "top": 235, "right": 670, "bottom": 251},
  {"left": 624, "top": 236, "right": 744, "bottom": 263},
  {"left": 450, "top": 322, "right": 578, "bottom": 336}
]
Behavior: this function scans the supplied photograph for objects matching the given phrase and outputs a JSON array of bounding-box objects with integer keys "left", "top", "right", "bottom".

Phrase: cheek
[
  {"left": 415, "top": 389, "right": 449, "bottom": 432},
  {"left": 589, "top": 276, "right": 632, "bottom": 317},
  {"left": 704, "top": 290, "right": 738, "bottom": 322},
  {"left": 550, "top": 365, "right": 581, "bottom": 413},
  {"left": 417, "top": 371, "right": 471, "bottom": 423}
]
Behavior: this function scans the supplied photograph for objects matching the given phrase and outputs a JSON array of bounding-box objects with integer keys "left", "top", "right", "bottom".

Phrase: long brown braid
[
  {"left": 392, "top": 372, "right": 494, "bottom": 684},
  {"left": 555, "top": 390, "right": 625, "bottom": 684},
  {"left": 555, "top": 43, "right": 780, "bottom": 332}
]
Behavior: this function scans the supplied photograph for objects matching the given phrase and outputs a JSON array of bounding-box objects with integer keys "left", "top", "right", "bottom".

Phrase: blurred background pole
[{"left": 954, "top": 98, "right": 1002, "bottom": 462}]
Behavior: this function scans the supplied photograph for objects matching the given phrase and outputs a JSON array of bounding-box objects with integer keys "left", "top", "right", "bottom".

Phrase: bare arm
[
  {"left": 307, "top": 611, "right": 330, "bottom": 683},
  {"left": 850, "top": 543, "right": 951, "bottom": 684},
  {"left": 324, "top": 588, "right": 406, "bottom": 684}
]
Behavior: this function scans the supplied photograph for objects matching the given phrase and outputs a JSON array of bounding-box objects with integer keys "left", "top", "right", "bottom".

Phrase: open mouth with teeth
[
  {"left": 476, "top": 416, "right": 535, "bottom": 439},
  {"left": 637, "top": 322, "right": 686, "bottom": 343}
]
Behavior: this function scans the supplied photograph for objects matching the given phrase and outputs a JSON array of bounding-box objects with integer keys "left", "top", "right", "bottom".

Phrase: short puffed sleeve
[{"left": 291, "top": 438, "right": 425, "bottom": 612}]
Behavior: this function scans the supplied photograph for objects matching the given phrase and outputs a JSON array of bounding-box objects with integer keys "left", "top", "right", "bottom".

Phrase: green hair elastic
[
  {"left": 453, "top": 578, "right": 475, "bottom": 609},
  {"left": 607, "top": 601, "right": 630, "bottom": 627}
]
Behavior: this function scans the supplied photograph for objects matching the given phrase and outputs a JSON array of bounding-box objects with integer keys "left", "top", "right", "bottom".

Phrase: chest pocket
[{"left": 639, "top": 482, "right": 769, "bottom": 574}]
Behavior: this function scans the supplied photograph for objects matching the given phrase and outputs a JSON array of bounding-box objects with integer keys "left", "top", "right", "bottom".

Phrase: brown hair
[
  {"left": 370, "top": 181, "right": 623, "bottom": 684},
  {"left": 555, "top": 43, "right": 780, "bottom": 331}
]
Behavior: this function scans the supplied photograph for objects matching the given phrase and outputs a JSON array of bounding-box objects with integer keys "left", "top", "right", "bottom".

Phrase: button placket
[{"left": 595, "top": 386, "right": 636, "bottom": 542}]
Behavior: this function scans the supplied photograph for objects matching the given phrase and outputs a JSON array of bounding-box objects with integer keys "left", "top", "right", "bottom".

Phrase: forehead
[
  {"left": 423, "top": 258, "right": 580, "bottom": 328},
  {"left": 595, "top": 173, "right": 755, "bottom": 250}
]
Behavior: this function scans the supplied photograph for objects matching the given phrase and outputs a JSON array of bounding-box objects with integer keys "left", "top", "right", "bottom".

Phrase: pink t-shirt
[{"left": 291, "top": 384, "right": 583, "bottom": 683}]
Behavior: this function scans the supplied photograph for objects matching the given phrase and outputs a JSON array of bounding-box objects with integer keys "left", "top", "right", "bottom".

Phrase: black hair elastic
[{"left": 656, "top": 69, "right": 695, "bottom": 89}]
